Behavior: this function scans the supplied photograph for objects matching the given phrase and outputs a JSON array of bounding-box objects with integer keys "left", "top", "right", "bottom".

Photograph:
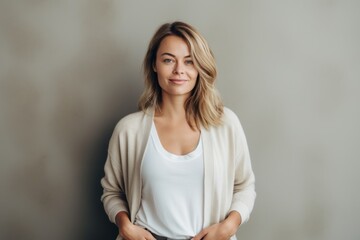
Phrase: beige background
[{"left": 1, "top": 0, "right": 359, "bottom": 239}]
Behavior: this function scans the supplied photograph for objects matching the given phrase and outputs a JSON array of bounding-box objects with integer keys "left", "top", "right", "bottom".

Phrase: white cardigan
[{"left": 101, "top": 107, "right": 256, "bottom": 238}]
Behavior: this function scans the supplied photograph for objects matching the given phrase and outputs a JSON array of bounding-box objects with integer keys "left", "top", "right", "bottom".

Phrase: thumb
[
  {"left": 192, "top": 228, "right": 208, "bottom": 240},
  {"left": 144, "top": 231, "right": 156, "bottom": 240}
]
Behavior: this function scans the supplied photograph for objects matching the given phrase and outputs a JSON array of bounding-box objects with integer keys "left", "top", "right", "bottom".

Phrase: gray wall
[{"left": 1, "top": 1, "right": 359, "bottom": 239}]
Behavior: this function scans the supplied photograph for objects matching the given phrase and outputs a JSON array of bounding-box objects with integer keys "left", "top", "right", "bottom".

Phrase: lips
[{"left": 169, "top": 79, "right": 188, "bottom": 84}]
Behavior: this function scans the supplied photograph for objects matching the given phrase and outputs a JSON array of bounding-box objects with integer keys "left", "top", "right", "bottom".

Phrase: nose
[{"left": 173, "top": 62, "right": 184, "bottom": 75}]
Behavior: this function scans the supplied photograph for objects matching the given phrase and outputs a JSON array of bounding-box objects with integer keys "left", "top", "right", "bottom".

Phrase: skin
[
  {"left": 153, "top": 35, "right": 200, "bottom": 155},
  {"left": 116, "top": 35, "right": 241, "bottom": 239},
  {"left": 154, "top": 35, "right": 198, "bottom": 100}
]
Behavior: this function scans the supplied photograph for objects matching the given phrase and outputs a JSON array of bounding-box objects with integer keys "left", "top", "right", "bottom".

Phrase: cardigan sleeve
[
  {"left": 100, "top": 130, "right": 129, "bottom": 224},
  {"left": 228, "top": 112, "right": 256, "bottom": 224}
]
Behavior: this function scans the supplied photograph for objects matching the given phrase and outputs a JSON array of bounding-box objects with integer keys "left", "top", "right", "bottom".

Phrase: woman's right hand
[
  {"left": 119, "top": 223, "right": 155, "bottom": 240},
  {"left": 116, "top": 211, "right": 156, "bottom": 240}
]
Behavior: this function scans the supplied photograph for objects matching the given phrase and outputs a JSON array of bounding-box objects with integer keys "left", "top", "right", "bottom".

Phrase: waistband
[{"left": 147, "top": 229, "right": 191, "bottom": 240}]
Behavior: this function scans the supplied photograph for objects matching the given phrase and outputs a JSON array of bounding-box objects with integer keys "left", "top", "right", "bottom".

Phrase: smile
[{"left": 169, "top": 79, "right": 188, "bottom": 84}]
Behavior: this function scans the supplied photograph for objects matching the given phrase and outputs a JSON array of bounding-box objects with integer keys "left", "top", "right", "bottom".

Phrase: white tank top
[{"left": 135, "top": 122, "right": 204, "bottom": 239}]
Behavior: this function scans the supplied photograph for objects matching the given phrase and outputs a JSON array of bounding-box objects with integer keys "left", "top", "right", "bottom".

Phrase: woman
[{"left": 101, "top": 21, "right": 256, "bottom": 240}]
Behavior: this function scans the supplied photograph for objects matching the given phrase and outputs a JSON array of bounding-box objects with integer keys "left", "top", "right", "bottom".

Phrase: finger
[
  {"left": 192, "top": 229, "right": 208, "bottom": 240},
  {"left": 144, "top": 231, "right": 156, "bottom": 240},
  {"left": 145, "top": 237, "right": 156, "bottom": 240}
]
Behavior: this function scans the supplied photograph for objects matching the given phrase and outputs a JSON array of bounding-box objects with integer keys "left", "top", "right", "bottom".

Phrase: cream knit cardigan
[{"left": 101, "top": 107, "right": 256, "bottom": 238}]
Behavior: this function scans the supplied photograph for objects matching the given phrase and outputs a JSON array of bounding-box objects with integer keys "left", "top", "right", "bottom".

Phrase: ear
[{"left": 153, "top": 63, "right": 157, "bottom": 72}]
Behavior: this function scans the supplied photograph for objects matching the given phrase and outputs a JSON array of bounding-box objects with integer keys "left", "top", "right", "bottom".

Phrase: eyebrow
[{"left": 160, "top": 52, "right": 192, "bottom": 58}]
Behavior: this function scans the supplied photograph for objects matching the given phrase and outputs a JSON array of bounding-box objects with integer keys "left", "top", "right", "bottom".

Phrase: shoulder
[
  {"left": 113, "top": 110, "right": 151, "bottom": 134},
  {"left": 222, "top": 107, "right": 242, "bottom": 128},
  {"left": 220, "top": 107, "right": 249, "bottom": 151},
  {"left": 206, "top": 107, "right": 243, "bottom": 134}
]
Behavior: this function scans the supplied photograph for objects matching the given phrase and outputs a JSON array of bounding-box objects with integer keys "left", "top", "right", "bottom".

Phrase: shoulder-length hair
[{"left": 138, "top": 21, "right": 223, "bottom": 129}]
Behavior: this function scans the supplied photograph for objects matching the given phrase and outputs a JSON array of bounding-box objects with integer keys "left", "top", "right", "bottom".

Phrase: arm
[
  {"left": 194, "top": 110, "right": 256, "bottom": 240},
  {"left": 100, "top": 128, "right": 155, "bottom": 240},
  {"left": 101, "top": 153, "right": 155, "bottom": 240},
  {"left": 229, "top": 119, "right": 256, "bottom": 225},
  {"left": 100, "top": 153, "right": 129, "bottom": 224}
]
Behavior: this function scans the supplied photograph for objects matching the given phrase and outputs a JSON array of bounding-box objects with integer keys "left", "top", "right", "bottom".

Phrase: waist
[{"left": 146, "top": 229, "right": 191, "bottom": 240}]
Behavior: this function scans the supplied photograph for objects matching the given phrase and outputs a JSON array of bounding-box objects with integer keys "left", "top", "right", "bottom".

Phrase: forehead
[{"left": 157, "top": 35, "right": 190, "bottom": 56}]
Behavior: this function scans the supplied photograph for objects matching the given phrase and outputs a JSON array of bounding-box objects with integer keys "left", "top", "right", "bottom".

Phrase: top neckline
[{"left": 150, "top": 121, "right": 202, "bottom": 161}]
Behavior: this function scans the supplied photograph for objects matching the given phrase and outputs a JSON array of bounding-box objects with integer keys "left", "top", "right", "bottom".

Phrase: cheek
[
  {"left": 155, "top": 69, "right": 166, "bottom": 80},
  {"left": 191, "top": 70, "right": 199, "bottom": 80},
  {"left": 157, "top": 65, "right": 172, "bottom": 77}
]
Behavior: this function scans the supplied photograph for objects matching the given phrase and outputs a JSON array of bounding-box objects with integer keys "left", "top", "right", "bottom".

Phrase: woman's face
[{"left": 154, "top": 35, "right": 199, "bottom": 100}]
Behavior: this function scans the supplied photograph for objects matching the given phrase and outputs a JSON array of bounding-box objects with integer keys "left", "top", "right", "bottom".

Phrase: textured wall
[{"left": 0, "top": 1, "right": 359, "bottom": 240}]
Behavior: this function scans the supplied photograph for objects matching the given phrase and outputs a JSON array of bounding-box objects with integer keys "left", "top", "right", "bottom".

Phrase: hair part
[{"left": 138, "top": 21, "right": 223, "bottom": 129}]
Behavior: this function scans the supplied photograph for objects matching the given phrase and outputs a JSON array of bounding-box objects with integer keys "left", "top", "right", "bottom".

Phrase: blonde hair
[{"left": 138, "top": 21, "right": 223, "bottom": 129}]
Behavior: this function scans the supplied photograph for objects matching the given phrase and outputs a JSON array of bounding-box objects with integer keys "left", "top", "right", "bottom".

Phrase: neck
[{"left": 156, "top": 93, "right": 188, "bottom": 120}]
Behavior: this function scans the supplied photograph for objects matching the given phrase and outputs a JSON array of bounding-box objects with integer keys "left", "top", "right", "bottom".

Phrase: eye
[
  {"left": 185, "top": 59, "right": 194, "bottom": 65},
  {"left": 163, "top": 58, "right": 174, "bottom": 64}
]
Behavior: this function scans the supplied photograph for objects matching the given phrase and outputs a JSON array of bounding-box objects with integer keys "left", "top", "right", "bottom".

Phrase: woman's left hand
[
  {"left": 191, "top": 211, "right": 241, "bottom": 240},
  {"left": 191, "top": 223, "right": 232, "bottom": 240}
]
